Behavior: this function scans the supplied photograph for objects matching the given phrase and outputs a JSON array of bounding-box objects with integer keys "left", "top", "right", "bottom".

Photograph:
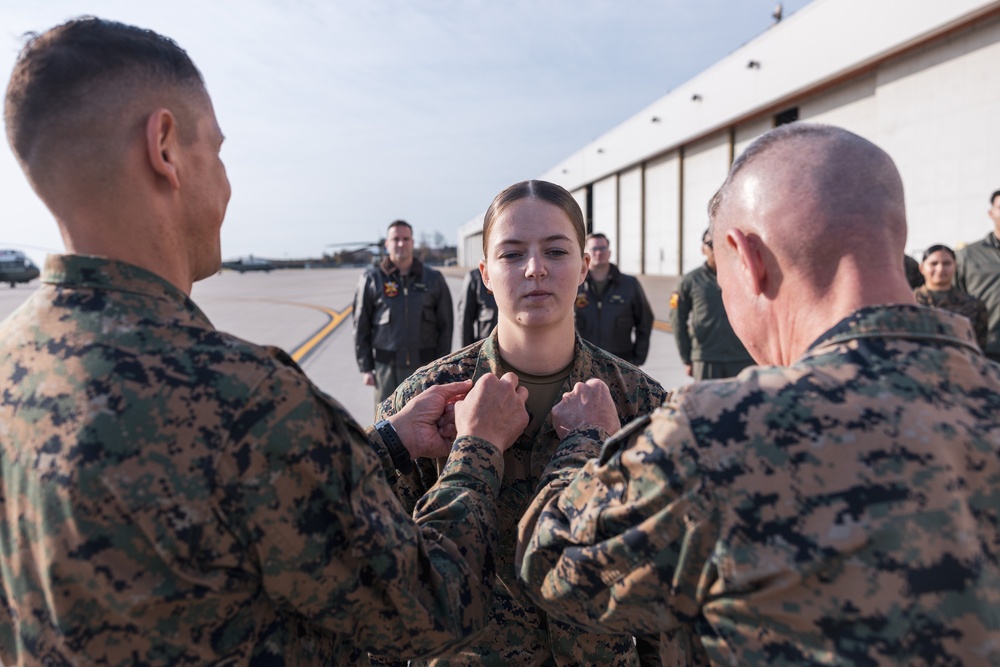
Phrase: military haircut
[
  {"left": 483, "top": 180, "right": 586, "bottom": 257},
  {"left": 4, "top": 16, "right": 204, "bottom": 171},
  {"left": 386, "top": 219, "right": 413, "bottom": 234},
  {"left": 708, "top": 122, "right": 894, "bottom": 223}
]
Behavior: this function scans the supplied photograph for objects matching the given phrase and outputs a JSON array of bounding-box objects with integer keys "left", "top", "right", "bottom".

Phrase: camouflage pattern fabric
[
  {"left": 378, "top": 331, "right": 668, "bottom": 666},
  {"left": 914, "top": 285, "right": 989, "bottom": 351},
  {"left": 0, "top": 255, "right": 504, "bottom": 666},
  {"left": 520, "top": 305, "right": 1000, "bottom": 666}
]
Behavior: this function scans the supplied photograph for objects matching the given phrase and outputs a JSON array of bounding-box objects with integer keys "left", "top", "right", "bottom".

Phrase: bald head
[
  {"left": 4, "top": 17, "right": 205, "bottom": 198},
  {"left": 708, "top": 123, "right": 915, "bottom": 365},
  {"left": 710, "top": 123, "right": 907, "bottom": 288}
]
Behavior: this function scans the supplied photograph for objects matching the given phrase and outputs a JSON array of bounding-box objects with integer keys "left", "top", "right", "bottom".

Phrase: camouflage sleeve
[
  {"left": 225, "top": 362, "right": 503, "bottom": 659},
  {"left": 518, "top": 404, "right": 718, "bottom": 639},
  {"left": 374, "top": 378, "right": 442, "bottom": 513},
  {"left": 638, "top": 376, "right": 669, "bottom": 414}
]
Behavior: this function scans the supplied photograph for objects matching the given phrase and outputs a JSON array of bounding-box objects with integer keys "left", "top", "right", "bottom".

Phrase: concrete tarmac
[{"left": 1, "top": 266, "right": 693, "bottom": 426}]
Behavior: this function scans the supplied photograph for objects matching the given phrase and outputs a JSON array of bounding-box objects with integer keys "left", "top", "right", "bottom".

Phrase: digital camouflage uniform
[
  {"left": 378, "top": 331, "right": 668, "bottom": 666},
  {"left": 914, "top": 285, "right": 988, "bottom": 350},
  {"left": 0, "top": 255, "right": 504, "bottom": 666},
  {"left": 669, "top": 263, "right": 753, "bottom": 380},
  {"left": 520, "top": 305, "right": 1000, "bottom": 666}
]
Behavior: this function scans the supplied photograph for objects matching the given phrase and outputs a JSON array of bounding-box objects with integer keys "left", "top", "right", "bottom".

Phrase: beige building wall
[
  {"left": 872, "top": 14, "right": 1000, "bottom": 253},
  {"left": 592, "top": 175, "right": 618, "bottom": 248},
  {"left": 618, "top": 167, "right": 643, "bottom": 274},
  {"left": 643, "top": 152, "right": 681, "bottom": 276},
  {"left": 680, "top": 133, "right": 730, "bottom": 274},
  {"left": 734, "top": 116, "right": 774, "bottom": 160},
  {"left": 460, "top": 2, "right": 1000, "bottom": 273}
]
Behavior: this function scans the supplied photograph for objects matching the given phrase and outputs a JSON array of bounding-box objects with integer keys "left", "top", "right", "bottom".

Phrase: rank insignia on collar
[
  {"left": 384, "top": 281, "right": 399, "bottom": 298},
  {"left": 575, "top": 292, "right": 589, "bottom": 309}
]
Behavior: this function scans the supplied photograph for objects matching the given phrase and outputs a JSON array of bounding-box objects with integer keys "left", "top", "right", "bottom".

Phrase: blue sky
[{"left": 1, "top": 0, "right": 811, "bottom": 267}]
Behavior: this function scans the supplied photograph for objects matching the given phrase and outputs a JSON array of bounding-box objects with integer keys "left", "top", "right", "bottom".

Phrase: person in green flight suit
[{"left": 669, "top": 228, "right": 754, "bottom": 380}]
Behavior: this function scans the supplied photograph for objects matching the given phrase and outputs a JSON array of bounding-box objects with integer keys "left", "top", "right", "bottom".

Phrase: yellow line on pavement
[{"left": 290, "top": 304, "right": 353, "bottom": 363}]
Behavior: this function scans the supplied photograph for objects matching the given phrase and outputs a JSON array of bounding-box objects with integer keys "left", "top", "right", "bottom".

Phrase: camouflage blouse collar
[
  {"left": 473, "top": 328, "right": 595, "bottom": 384},
  {"left": 808, "top": 304, "right": 980, "bottom": 354},
  {"left": 42, "top": 254, "right": 210, "bottom": 323}
]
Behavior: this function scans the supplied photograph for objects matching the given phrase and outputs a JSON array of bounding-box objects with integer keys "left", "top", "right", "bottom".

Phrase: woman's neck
[{"left": 495, "top": 317, "right": 576, "bottom": 375}]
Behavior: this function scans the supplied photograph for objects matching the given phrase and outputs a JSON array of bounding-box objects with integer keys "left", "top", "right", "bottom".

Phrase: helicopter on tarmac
[{"left": 0, "top": 249, "right": 40, "bottom": 287}]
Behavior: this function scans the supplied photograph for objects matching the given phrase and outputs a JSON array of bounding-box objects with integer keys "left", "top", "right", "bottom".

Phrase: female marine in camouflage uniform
[
  {"left": 914, "top": 244, "right": 988, "bottom": 349},
  {"left": 376, "top": 180, "right": 667, "bottom": 666}
]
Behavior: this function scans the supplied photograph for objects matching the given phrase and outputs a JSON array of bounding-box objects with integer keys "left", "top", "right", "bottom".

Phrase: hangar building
[{"left": 458, "top": 0, "right": 1000, "bottom": 275}]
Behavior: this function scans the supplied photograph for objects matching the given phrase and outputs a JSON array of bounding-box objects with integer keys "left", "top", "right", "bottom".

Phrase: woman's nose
[{"left": 524, "top": 253, "right": 547, "bottom": 278}]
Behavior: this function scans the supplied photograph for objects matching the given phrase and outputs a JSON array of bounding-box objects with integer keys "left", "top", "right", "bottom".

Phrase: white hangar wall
[{"left": 457, "top": 0, "right": 1000, "bottom": 272}]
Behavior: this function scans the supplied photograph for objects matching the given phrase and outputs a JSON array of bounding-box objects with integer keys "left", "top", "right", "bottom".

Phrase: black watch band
[{"left": 375, "top": 420, "right": 413, "bottom": 474}]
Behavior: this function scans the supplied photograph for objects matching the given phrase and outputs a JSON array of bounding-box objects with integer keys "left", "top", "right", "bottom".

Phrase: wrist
[{"left": 374, "top": 419, "right": 413, "bottom": 474}]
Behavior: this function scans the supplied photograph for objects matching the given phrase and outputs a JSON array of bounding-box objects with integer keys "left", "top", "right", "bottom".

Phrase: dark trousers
[
  {"left": 373, "top": 360, "right": 420, "bottom": 408},
  {"left": 692, "top": 359, "right": 754, "bottom": 381}
]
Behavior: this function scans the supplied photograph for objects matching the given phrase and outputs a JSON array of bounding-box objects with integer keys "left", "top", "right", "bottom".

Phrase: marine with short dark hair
[
  {"left": 0, "top": 17, "right": 530, "bottom": 665},
  {"left": 574, "top": 232, "right": 655, "bottom": 365},
  {"left": 354, "top": 219, "right": 454, "bottom": 407}
]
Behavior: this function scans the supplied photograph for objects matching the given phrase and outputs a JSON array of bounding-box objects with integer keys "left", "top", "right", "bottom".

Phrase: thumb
[{"left": 426, "top": 379, "right": 473, "bottom": 401}]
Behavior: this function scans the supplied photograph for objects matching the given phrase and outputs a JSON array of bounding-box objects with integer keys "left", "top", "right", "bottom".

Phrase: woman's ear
[{"left": 479, "top": 259, "right": 490, "bottom": 291}]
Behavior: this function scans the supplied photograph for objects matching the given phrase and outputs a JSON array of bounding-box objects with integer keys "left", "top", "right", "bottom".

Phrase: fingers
[
  {"left": 551, "top": 379, "right": 619, "bottom": 439},
  {"left": 455, "top": 372, "right": 529, "bottom": 452},
  {"left": 498, "top": 371, "right": 530, "bottom": 402},
  {"left": 421, "top": 379, "right": 473, "bottom": 403}
]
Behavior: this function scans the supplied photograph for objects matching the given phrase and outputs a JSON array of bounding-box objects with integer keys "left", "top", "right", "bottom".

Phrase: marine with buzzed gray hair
[
  {"left": 0, "top": 16, "right": 531, "bottom": 665},
  {"left": 517, "top": 123, "right": 1000, "bottom": 665}
]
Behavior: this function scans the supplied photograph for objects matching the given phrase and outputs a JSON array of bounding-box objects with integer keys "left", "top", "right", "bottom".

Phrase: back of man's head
[
  {"left": 711, "top": 123, "right": 907, "bottom": 290},
  {"left": 5, "top": 17, "right": 203, "bottom": 191}
]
